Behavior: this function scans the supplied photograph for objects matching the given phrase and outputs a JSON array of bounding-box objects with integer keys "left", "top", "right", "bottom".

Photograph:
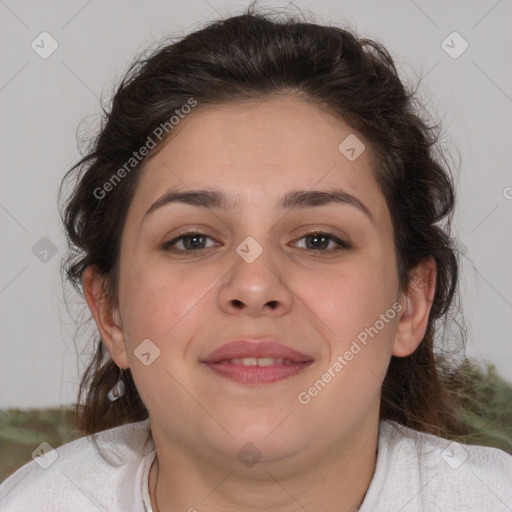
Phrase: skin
[{"left": 83, "top": 94, "right": 436, "bottom": 512}]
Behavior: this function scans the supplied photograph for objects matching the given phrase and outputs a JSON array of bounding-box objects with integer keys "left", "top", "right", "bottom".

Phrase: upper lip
[{"left": 202, "top": 340, "right": 313, "bottom": 364}]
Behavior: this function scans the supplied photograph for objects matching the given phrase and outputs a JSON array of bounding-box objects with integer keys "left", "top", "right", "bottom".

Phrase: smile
[{"left": 203, "top": 359, "right": 313, "bottom": 384}]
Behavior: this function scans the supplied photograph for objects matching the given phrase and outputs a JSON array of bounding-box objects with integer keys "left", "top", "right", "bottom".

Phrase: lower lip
[{"left": 203, "top": 361, "right": 313, "bottom": 384}]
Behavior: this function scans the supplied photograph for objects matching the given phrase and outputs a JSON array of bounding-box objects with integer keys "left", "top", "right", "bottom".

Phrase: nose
[{"left": 217, "top": 239, "right": 294, "bottom": 318}]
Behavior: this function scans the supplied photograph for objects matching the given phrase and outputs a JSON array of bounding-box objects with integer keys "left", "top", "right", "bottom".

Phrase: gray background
[{"left": 1, "top": 0, "right": 511, "bottom": 408}]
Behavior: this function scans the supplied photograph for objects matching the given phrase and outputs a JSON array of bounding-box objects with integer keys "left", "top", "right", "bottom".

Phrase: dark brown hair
[{"left": 59, "top": 5, "right": 471, "bottom": 439}]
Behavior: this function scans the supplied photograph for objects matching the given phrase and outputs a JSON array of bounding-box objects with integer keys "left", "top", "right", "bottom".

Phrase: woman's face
[{"left": 111, "top": 95, "right": 406, "bottom": 466}]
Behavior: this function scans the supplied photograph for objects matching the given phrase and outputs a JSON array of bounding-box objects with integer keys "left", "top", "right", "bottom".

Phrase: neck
[{"left": 148, "top": 419, "right": 379, "bottom": 512}]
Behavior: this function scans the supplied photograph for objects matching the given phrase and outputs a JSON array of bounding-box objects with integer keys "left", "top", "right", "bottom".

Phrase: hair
[{"left": 59, "top": 4, "right": 473, "bottom": 441}]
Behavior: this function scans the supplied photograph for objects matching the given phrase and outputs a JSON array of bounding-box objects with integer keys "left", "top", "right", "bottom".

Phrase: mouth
[{"left": 201, "top": 340, "right": 314, "bottom": 384}]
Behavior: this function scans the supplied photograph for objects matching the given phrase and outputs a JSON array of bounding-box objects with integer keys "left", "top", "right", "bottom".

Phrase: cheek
[
  {"left": 298, "top": 267, "right": 397, "bottom": 416},
  {"left": 301, "top": 262, "right": 398, "bottom": 402},
  {"left": 118, "top": 264, "right": 210, "bottom": 409},
  {"left": 298, "top": 260, "right": 397, "bottom": 338},
  {"left": 119, "top": 261, "right": 208, "bottom": 346}
]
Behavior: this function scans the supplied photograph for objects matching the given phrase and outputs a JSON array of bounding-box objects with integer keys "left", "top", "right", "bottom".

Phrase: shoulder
[
  {"left": 381, "top": 419, "right": 512, "bottom": 475},
  {"left": 0, "top": 420, "right": 153, "bottom": 512},
  {"left": 361, "top": 420, "right": 512, "bottom": 512}
]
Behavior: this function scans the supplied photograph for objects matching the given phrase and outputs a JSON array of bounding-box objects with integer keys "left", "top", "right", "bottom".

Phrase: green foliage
[
  {"left": 0, "top": 407, "right": 79, "bottom": 482},
  {"left": 454, "top": 361, "right": 512, "bottom": 453}
]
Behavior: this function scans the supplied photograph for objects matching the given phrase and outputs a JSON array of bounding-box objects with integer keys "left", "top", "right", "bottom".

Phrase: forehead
[{"left": 128, "top": 95, "right": 389, "bottom": 224}]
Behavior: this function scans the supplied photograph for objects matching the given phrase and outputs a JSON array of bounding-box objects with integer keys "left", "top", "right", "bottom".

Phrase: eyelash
[{"left": 162, "top": 231, "right": 351, "bottom": 254}]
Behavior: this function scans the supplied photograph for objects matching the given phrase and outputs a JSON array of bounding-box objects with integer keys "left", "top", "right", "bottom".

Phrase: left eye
[{"left": 292, "top": 232, "right": 349, "bottom": 251}]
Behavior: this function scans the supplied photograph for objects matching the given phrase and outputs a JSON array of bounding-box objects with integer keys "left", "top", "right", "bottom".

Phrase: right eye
[{"left": 162, "top": 232, "right": 220, "bottom": 252}]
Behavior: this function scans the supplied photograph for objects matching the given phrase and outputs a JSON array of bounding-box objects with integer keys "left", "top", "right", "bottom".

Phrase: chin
[
  {"left": 219, "top": 418, "right": 305, "bottom": 459},
  {"left": 227, "top": 410, "right": 290, "bottom": 437}
]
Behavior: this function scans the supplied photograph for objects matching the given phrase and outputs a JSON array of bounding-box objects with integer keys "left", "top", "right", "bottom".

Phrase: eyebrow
[{"left": 143, "top": 188, "right": 375, "bottom": 224}]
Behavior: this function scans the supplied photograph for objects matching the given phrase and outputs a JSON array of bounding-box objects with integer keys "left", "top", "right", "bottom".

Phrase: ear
[
  {"left": 392, "top": 255, "right": 437, "bottom": 358},
  {"left": 82, "top": 265, "right": 130, "bottom": 369}
]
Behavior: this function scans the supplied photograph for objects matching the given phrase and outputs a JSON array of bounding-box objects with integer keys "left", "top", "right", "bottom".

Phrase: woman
[{"left": 1, "top": 6, "right": 510, "bottom": 512}]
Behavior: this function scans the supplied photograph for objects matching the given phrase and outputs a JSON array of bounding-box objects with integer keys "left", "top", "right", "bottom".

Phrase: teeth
[{"left": 228, "top": 357, "right": 293, "bottom": 366}]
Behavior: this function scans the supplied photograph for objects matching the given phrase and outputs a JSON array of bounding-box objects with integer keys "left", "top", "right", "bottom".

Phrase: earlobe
[
  {"left": 392, "top": 256, "right": 437, "bottom": 358},
  {"left": 82, "top": 266, "right": 130, "bottom": 369}
]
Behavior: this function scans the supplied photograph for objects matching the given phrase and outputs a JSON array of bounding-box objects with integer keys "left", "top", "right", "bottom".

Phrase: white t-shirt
[{"left": 1, "top": 418, "right": 511, "bottom": 511}]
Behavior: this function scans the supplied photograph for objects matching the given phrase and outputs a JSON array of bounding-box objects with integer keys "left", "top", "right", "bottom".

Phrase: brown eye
[
  {"left": 293, "top": 232, "right": 351, "bottom": 252},
  {"left": 163, "top": 232, "right": 218, "bottom": 252}
]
